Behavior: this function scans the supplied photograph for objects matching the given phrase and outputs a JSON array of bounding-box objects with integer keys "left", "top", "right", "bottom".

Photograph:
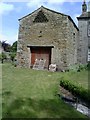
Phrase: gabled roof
[
  {"left": 19, "top": 6, "right": 67, "bottom": 21},
  {"left": 19, "top": 6, "right": 79, "bottom": 31}
]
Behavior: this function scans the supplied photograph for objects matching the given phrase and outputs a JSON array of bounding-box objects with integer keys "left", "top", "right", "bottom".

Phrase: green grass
[
  {"left": 2, "top": 63, "right": 89, "bottom": 118},
  {"left": 62, "top": 70, "right": 88, "bottom": 89}
]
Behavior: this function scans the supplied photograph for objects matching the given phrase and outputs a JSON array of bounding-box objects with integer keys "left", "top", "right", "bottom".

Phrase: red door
[{"left": 30, "top": 47, "right": 51, "bottom": 69}]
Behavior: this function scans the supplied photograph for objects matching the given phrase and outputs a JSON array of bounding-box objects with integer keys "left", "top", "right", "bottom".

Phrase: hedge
[{"left": 60, "top": 79, "right": 90, "bottom": 106}]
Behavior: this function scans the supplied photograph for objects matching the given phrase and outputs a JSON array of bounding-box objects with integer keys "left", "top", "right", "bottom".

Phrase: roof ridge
[
  {"left": 19, "top": 6, "right": 69, "bottom": 21},
  {"left": 18, "top": 6, "right": 78, "bottom": 31},
  {"left": 41, "top": 6, "right": 69, "bottom": 16}
]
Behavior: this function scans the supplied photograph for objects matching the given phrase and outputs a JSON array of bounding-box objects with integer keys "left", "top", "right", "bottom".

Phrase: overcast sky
[{"left": 0, "top": 0, "right": 89, "bottom": 45}]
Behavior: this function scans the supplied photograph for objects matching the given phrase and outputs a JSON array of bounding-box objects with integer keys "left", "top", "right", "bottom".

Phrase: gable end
[{"left": 33, "top": 10, "right": 48, "bottom": 23}]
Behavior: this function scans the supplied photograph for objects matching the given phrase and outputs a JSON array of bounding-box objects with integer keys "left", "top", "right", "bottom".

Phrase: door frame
[{"left": 27, "top": 45, "right": 54, "bottom": 69}]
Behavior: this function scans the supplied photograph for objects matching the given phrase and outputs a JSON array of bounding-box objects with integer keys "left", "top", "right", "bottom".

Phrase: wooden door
[{"left": 31, "top": 47, "right": 51, "bottom": 69}]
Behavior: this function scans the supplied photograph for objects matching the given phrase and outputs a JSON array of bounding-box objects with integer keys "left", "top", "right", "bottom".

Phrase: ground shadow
[{"left": 2, "top": 92, "right": 89, "bottom": 119}]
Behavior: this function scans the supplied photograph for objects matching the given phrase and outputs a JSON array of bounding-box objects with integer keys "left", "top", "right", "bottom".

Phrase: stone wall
[
  {"left": 17, "top": 6, "right": 78, "bottom": 70},
  {"left": 66, "top": 18, "right": 79, "bottom": 68},
  {"left": 88, "top": 20, "right": 90, "bottom": 47},
  {"left": 78, "top": 20, "right": 89, "bottom": 64}
]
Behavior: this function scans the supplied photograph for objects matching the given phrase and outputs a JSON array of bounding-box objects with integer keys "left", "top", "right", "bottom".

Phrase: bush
[
  {"left": 68, "top": 64, "right": 88, "bottom": 72},
  {"left": 68, "top": 64, "right": 79, "bottom": 71},
  {"left": 78, "top": 64, "right": 88, "bottom": 71},
  {"left": 9, "top": 52, "right": 16, "bottom": 61},
  {"left": 60, "top": 79, "right": 90, "bottom": 105},
  {"left": 87, "top": 62, "right": 90, "bottom": 70},
  {"left": 0, "top": 52, "right": 7, "bottom": 63}
]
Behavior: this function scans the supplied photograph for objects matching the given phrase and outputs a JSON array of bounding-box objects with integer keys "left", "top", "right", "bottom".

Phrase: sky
[{"left": 0, "top": 0, "right": 90, "bottom": 45}]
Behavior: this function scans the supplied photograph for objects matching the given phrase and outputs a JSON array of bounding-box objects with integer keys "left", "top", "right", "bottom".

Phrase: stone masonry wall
[
  {"left": 66, "top": 18, "right": 79, "bottom": 68},
  {"left": 17, "top": 7, "right": 78, "bottom": 70},
  {"left": 78, "top": 20, "right": 88, "bottom": 64}
]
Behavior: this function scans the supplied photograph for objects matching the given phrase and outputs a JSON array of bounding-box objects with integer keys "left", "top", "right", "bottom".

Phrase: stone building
[
  {"left": 77, "top": 0, "right": 90, "bottom": 63},
  {"left": 17, "top": 6, "right": 79, "bottom": 70}
]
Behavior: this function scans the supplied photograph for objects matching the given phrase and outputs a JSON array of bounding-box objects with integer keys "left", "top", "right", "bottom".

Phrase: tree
[
  {"left": 0, "top": 52, "right": 7, "bottom": 63},
  {"left": 10, "top": 41, "right": 17, "bottom": 62},
  {"left": 1, "top": 41, "right": 11, "bottom": 52},
  {"left": 11, "top": 41, "right": 17, "bottom": 52},
  {"left": 9, "top": 52, "right": 16, "bottom": 62}
]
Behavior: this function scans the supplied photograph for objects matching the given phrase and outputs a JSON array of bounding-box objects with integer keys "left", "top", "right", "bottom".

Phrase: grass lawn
[
  {"left": 2, "top": 63, "right": 89, "bottom": 118},
  {"left": 62, "top": 70, "right": 88, "bottom": 89}
]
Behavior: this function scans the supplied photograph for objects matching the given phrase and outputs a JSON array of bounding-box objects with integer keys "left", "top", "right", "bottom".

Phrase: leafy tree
[
  {"left": 9, "top": 41, "right": 17, "bottom": 62},
  {"left": 0, "top": 41, "right": 17, "bottom": 63},
  {"left": 11, "top": 41, "right": 17, "bottom": 52},
  {"left": 0, "top": 52, "right": 7, "bottom": 63},
  {"left": 1, "top": 41, "right": 11, "bottom": 52},
  {"left": 9, "top": 52, "right": 16, "bottom": 62}
]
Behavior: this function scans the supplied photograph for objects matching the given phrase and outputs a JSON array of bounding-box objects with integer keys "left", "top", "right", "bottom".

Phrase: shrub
[
  {"left": 0, "top": 52, "right": 7, "bottom": 63},
  {"left": 87, "top": 62, "right": 90, "bottom": 70},
  {"left": 60, "top": 79, "right": 90, "bottom": 105},
  {"left": 78, "top": 64, "right": 88, "bottom": 71},
  {"left": 68, "top": 64, "right": 88, "bottom": 72},
  {"left": 68, "top": 64, "right": 79, "bottom": 71},
  {"left": 9, "top": 52, "right": 16, "bottom": 61}
]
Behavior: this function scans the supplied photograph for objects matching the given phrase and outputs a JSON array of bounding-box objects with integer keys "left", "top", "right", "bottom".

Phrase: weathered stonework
[
  {"left": 17, "top": 6, "right": 79, "bottom": 70},
  {"left": 77, "top": 0, "right": 90, "bottom": 64},
  {"left": 77, "top": 20, "right": 89, "bottom": 64}
]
